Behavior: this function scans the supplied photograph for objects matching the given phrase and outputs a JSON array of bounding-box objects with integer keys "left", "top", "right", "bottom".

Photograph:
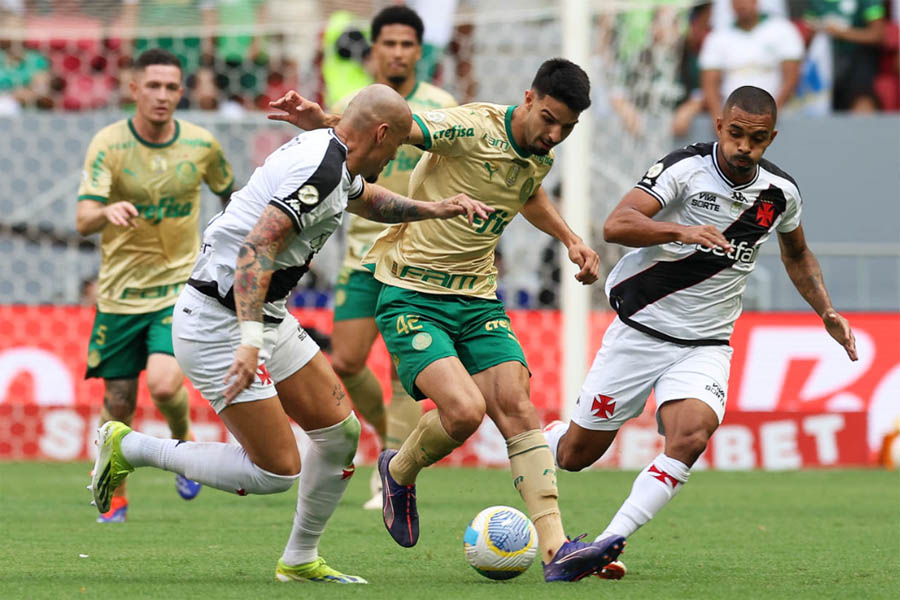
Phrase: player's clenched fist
[
  {"left": 223, "top": 344, "right": 260, "bottom": 403},
  {"left": 567, "top": 241, "right": 600, "bottom": 285},
  {"left": 436, "top": 193, "right": 494, "bottom": 225},
  {"left": 104, "top": 202, "right": 139, "bottom": 228},
  {"left": 675, "top": 224, "right": 733, "bottom": 252}
]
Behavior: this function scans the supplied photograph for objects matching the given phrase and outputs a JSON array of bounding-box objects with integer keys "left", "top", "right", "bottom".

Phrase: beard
[
  {"left": 365, "top": 173, "right": 379, "bottom": 184},
  {"left": 387, "top": 74, "right": 408, "bottom": 88}
]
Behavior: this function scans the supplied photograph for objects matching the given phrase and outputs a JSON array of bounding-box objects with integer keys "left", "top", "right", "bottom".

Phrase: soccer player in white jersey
[
  {"left": 89, "top": 84, "right": 491, "bottom": 584},
  {"left": 269, "top": 59, "right": 627, "bottom": 583},
  {"left": 544, "top": 86, "right": 858, "bottom": 574}
]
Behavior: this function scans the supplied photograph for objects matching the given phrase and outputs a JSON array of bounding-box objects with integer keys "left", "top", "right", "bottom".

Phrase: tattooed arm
[
  {"left": 223, "top": 205, "right": 296, "bottom": 402},
  {"left": 346, "top": 182, "right": 493, "bottom": 225},
  {"left": 779, "top": 225, "right": 858, "bottom": 361}
]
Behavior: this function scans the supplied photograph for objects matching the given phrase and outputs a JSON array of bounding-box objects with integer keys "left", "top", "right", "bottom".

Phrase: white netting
[{"left": 0, "top": 0, "right": 696, "bottom": 307}]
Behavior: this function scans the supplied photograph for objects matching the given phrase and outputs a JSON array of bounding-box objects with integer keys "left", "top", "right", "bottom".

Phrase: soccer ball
[{"left": 463, "top": 506, "right": 538, "bottom": 580}]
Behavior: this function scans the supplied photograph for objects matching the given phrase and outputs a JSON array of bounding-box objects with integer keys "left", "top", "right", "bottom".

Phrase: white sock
[
  {"left": 281, "top": 414, "right": 360, "bottom": 566},
  {"left": 542, "top": 421, "right": 569, "bottom": 467},
  {"left": 597, "top": 453, "right": 690, "bottom": 540},
  {"left": 120, "top": 430, "right": 296, "bottom": 495}
]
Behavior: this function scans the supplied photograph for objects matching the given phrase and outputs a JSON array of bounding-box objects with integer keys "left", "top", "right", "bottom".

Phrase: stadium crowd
[{"left": 0, "top": 0, "right": 896, "bottom": 117}]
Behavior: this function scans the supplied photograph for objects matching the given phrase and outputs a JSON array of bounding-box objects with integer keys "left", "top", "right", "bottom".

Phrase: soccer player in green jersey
[
  {"left": 269, "top": 59, "right": 627, "bottom": 582},
  {"left": 329, "top": 5, "right": 457, "bottom": 511},
  {"left": 76, "top": 49, "right": 235, "bottom": 523}
]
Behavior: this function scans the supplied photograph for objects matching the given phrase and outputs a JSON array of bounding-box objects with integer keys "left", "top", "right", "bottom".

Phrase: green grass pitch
[{"left": 1, "top": 462, "right": 898, "bottom": 599}]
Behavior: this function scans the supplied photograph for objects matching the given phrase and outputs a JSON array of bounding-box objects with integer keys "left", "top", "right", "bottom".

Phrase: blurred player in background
[
  {"left": 545, "top": 86, "right": 857, "bottom": 575},
  {"left": 329, "top": 5, "right": 456, "bottom": 511},
  {"left": 269, "top": 58, "right": 626, "bottom": 582},
  {"left": 75, "top": 48, "right": 235, "bottom": 523},
  {"left": 90, "top": 84, "right": 492, "bottom": 584}
]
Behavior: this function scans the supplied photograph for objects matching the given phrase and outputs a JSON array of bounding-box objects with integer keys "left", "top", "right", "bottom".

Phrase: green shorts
[
  {"left": 375, "top": 285, "right": 529, "bottom": 400},
  {"left": 85, "top": 305, "right": 176, "bottom": 380},
  {"left": 333, "top": 267, "right": 383, "bottom": 321}
]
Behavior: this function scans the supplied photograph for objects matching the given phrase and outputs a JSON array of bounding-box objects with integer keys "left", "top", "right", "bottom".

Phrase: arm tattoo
[
  {"left": 234, "top": 206, "right": 294, "bottom": 323},
  {"left": 331, "top": 383, "right": 346, "bottom": 406},
  {"left": 782, "top": 246, "right": 833, "bottom": 316},
  {"left": 363, "top": 186, "right": 426, "bottom": 223}
]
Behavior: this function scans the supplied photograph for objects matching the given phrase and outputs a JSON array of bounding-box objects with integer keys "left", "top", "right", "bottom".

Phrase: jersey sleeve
[
  {"left": 269, "top": 146, "right": 343, "bottom": 232},
  {"left": 776, "top": 185, "right": 802, "bottom": 233},
  {"left": 634, "top": 151, "right": 688, "bottom": 208},
  {"left": 698, "top": 32, "right": 726, "bottom": 71},
  {"left": 774, "top": 20, "right": 804, "bottom": 61},
  {"left": 347, "top": 173, "right": 364, "bottom": 199},
  {"left": 411, "top": 105, "right": 479, "bottom": 157},
  {"left": 77, "top": 133, "right": 114, "bottom": 203},
  {"left": 203, "top": 136, "right": 235, "bottom": 196}
]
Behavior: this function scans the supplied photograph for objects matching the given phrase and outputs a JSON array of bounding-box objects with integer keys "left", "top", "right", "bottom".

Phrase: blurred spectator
[
  {"left": 0, "top": 38, "right": 53, "bottom": 111},
  {"left": 25, "top": 0, "right": 117, "bottom": 110},
  {"left": 875, "top": 0, "right": 899, "bottom": 110},
  {"left": 121, "top": 0, "right": 215, "bottom": 77},
  {"left": 711, "top": 0, "right": 787, "bottom": 30},
  {"left": 672, "top": 1, "right": 712, "bottom": 137},
  {"left": 806, "top": 0, "right": 887, "bottom": 112},
  {"left": 700, "top": 0, "right": 802, "bottom": 126},
  {"left": 214, "top": 0, "right": 269, "bottom": 107},
  {"left": 320, "top": 9, "right": 372, "bottom": 108}
]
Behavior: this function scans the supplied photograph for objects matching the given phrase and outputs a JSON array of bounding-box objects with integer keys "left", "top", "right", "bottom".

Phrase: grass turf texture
[{"left": 1, "top": 463, "right": 897, "bottom": 599}]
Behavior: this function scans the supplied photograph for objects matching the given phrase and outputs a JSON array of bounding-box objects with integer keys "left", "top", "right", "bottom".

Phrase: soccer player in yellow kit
[
  {"left": 269, "top": 58, "right": 625, "bottom": 582},
  {"left": 329, "top": 5, "right": 457, "bottom": 510},
  {"left": 75, "top": 49, "right": 234, "bottom": 522}
]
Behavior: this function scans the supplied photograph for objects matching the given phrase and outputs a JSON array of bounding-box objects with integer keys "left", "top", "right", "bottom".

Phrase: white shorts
[
  {"left": 172, "top": 286, "right": 320, "bottom": 414},
  {"left": 572, "top": 317, "right": 733, "bottom": 434}
]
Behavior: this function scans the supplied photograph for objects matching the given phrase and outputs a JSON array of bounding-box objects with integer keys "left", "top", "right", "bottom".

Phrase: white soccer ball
[{"left": 463, "top": 505, "right": 538, "bottom": 580}]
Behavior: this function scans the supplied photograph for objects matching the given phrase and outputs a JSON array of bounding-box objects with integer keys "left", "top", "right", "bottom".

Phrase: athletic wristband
[{"left": 239, "top": 321, "right": 264, "bottom": 348}]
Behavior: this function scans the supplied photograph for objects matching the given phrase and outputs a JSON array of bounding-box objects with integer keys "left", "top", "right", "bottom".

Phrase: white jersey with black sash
[
  {"left": 607, "top": 142, "right": 802, "bottom": 345},
  {"left": 189, "top": 128, "right": 364, "bottom": 323}
]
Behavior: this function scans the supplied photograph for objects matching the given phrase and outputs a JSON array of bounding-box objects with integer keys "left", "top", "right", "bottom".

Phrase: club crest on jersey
[
  {"left": 425, "top": 110, "right": 447, "bottom": 123},
  {"left": 755, "top": 202, "right": 775, "bottom": 227}
]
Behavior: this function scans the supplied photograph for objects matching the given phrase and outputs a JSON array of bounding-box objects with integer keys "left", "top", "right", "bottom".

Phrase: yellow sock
[
  {"left": 507, "top": 429, "right": 567, "bottom": 562},
  {"left": 340, "top": 367, "right": 386, "bottom": 443},
  {"left": 389, "top": 410, "right": 462, "bottom": 485},
  {"left": 153, "top": 386, "right": 191, "bottom": 440},
  {"left": 385, "top": 379, "right": 422, "bottom": 450}
]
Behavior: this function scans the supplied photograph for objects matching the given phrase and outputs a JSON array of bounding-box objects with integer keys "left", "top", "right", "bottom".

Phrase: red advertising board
[{"left": 0, "top": 306, "right": 896, "bottom": 468}]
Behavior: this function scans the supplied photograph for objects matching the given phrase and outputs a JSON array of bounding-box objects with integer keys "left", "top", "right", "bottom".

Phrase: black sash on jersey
[
  {"left": 188, "top": 264, "right": 309, "bottom": 324},
  {"left": 609, "top": 185, "right": 787, "bottom": 346}
]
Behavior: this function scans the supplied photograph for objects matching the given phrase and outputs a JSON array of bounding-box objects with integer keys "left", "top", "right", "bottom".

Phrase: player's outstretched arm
[
  {"left": 347, "top": 183, "right": 493, "bottom": 225},
  {"left": 75, "top": 199, "right": 139, "bottom": 235},
  {"left": 604, "top": 188, "right": 733, "bottom": 252},
  {"left": 225, "top": 205, "right": 297, "bottom": 402},
  {"left": 521, "top": 186, "right": 599, "bottom": 284},
  {"left": 778, "top": 225, "right": 858, "bottom": 361}
]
